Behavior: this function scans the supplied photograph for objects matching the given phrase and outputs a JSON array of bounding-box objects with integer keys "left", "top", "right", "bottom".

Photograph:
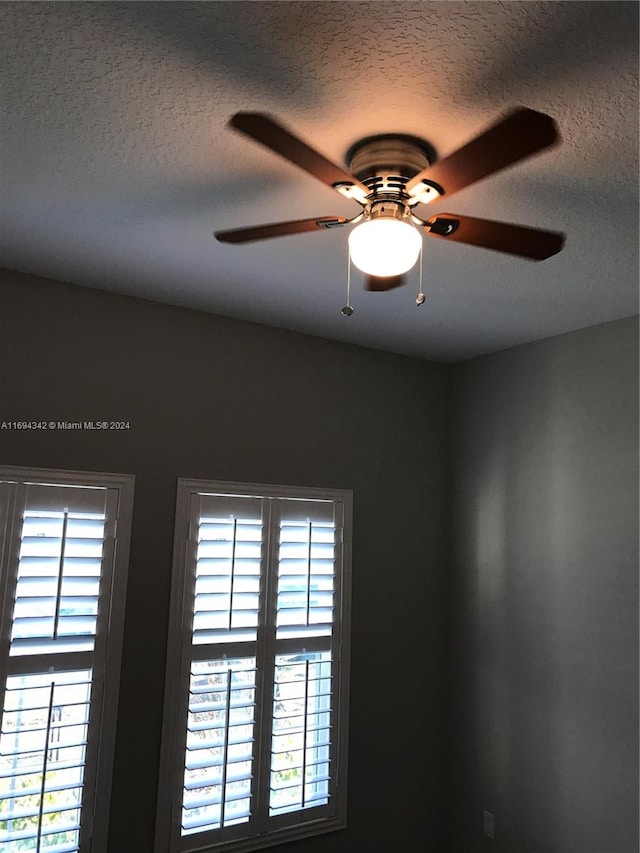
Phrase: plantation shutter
[
  {"left": 266, "top": 498, "right": 338, "bottom": 820},
  {"left": 158, "top": 481, "right": 351, "bottom": 853},
  {"left": 7, "top": 485, "right": 109, "bottom": 658},
  {"left": 0, "top": 471, "right": 133, "bottom": 853},
  {"left": 180, "top": 493, "right": 265, "bottom": 837}
]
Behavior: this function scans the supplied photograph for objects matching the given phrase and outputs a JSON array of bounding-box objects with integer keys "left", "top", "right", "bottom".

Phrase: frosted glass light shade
[{"left": 348, "top": 218, "right": 422, "bottom": 277}]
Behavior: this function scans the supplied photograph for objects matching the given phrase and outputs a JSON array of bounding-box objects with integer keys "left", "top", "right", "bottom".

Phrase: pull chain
[
  {"left": 416, "top": 240, "right": 425, "bottom": 306},
  {"left": 342, "top": 249, "right": 354, "bottom": 316}
]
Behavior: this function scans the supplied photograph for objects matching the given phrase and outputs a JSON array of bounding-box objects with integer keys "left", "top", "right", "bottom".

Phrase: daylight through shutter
[
  {"left": 179, "top": 494, "right": 265, "bottom": 837},
  {"left": 0, "top": 475, "right": 131, "bottom": 853},
  {"left": 163, "top": 482, "right": 350, "bottom": 853}
]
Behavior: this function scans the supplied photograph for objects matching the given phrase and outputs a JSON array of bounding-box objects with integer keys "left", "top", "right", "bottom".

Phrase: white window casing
[
  {"left": 0, "top": 466, "right": 134, "bottom": 853},
  {"left": 156, "top": 480, "right": 352, "bottom": 853}
]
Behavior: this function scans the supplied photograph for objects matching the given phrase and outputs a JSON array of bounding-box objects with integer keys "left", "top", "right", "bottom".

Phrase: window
[
  {"left": 157, "top": 481, "right": 352, "bottom": 853},
  {"left": 0, "top": 467, "right": 134, "bottom": 853}
]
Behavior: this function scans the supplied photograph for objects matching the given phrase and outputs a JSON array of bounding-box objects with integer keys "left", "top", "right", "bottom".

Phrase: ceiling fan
[{"left": 215, "top": 108, "right": 565, "bottom": 293}]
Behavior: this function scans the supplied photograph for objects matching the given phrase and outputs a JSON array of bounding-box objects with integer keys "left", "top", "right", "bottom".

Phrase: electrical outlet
[{"left": 483, "top": 810, "right": 494, "bottom": 840}]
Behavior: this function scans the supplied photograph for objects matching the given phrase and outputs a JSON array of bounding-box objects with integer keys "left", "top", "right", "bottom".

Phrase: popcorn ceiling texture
[{"left": 1, "top": 1, "right": 638, "bottom": 361}]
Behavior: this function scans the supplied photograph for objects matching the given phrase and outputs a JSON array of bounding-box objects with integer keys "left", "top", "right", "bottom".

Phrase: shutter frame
[
  {"left": 0, "top": 466, "right": 134, "bottom": 853},
  {"left": 157, "top": 480, "right": 352, "bottom": 853}
]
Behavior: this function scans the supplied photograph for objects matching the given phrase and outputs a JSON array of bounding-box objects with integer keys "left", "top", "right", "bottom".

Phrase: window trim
[
  {"left": 156, "top": 479, "right": 352, "bottom": 853},
  {"left": 0, "top": 465, "right": 135, "bottom": 853}
]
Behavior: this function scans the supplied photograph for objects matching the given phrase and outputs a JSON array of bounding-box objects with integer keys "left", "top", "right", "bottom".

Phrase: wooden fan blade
[
  {"left": 230, "top": 112, "right": 369, "bottom": 198},
  {"left": 365, "top": 274, "right": 406, "bottom": 291},
  {"left": 215, "top": 216, "right": 348, "bottom": 244},
  {"left": 406, "top": 108, "right": 559, "bottom": 200},
  {"left": 424, "top": 213, "right": 565, "bottom": 260}
]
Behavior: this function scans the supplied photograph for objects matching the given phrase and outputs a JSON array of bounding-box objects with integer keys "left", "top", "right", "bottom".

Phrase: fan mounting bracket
[{"left": 346, "top": 134, "right": 434, "bottom": 178}]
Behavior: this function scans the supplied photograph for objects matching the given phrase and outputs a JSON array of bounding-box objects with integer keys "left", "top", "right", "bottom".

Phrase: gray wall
[
  {"left": 0, "top": 269, "right": 449, "bottom": 852},
  {"left": 448, "top": 316, "right": 639, "bottom": 852},
  {"left": 1, "top": 270, "right": 637, "bottom": 853}
]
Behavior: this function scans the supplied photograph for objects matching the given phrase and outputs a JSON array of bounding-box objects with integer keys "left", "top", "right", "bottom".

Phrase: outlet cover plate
[{"left": 483, "top": 810, "right": 495, "bottom": 840}]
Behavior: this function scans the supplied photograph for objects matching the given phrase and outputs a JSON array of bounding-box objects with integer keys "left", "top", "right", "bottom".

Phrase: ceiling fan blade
[
  {"left": 230, "top": 113, "right": 369, "bottom": 200},
  {"left": 406, "top": 108, "right": 559, "bottom": 200},
  {"left": 215, "top": 216, "right": 348, "bottom": 244},
  {"left": 424, "top": 213, "right": 565, "bottom": 260},
  {"left": 365, "top": 274, "right": 406, "bottom": 291}
]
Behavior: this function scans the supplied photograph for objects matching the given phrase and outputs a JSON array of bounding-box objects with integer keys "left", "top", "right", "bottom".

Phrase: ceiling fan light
[{"left": 348, "top": 218, "right": 422, "bottom": 277}]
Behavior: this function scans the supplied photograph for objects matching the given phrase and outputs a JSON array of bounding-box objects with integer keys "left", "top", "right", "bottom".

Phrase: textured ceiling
[{"left": 2, "top": 1, "right": 638, "bottom": 362}]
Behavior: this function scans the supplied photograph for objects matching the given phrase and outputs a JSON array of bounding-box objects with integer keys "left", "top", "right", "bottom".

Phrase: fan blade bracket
[
  {"left": 407, "top": 179, "right": 444, "bottom": 205},
  {"left": 316, "top": 216, "right": 349, "bottom": 229},
  {"left": 333, "top": 182, "right": 369, "bottom": 204},
  {"left": 426, "top": 216, "right": 459, "bottom": 236}
]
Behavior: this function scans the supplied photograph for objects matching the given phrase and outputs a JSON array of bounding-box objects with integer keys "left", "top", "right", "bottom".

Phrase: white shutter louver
[
  {"left": 269, "top": 653, "right": 332, "bottom": 816},
  {"left": 0, "top": 669, "right": 92, "bottom": 852},
  {"left": 179, "top": 495, "right": 265, "bottom": 836},
  {"left": 193, "top": 504, "right": 263, "bottom": 646},
  {"left": 0, "top": 472, "right": 133, "bottom": 853},
  {"left": 182, "top": 658, "right": 257, "bottom": 834},
  {"left": 269, "top": 500, "right": 336, "bottom": 819},
  {"left": 276, "top": 516, "right": 335, "bottom": 640},
  {"left": 10, "top": 505, "right": 104, "bottom": 657}
]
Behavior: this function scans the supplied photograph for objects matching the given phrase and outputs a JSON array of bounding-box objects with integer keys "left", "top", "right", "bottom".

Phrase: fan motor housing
[
  {"left": 345, "top": 134, "right": 436, "bottom": 201},
  {"left": 348, "top": 135, "right": 432, "bottom": 177}
]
